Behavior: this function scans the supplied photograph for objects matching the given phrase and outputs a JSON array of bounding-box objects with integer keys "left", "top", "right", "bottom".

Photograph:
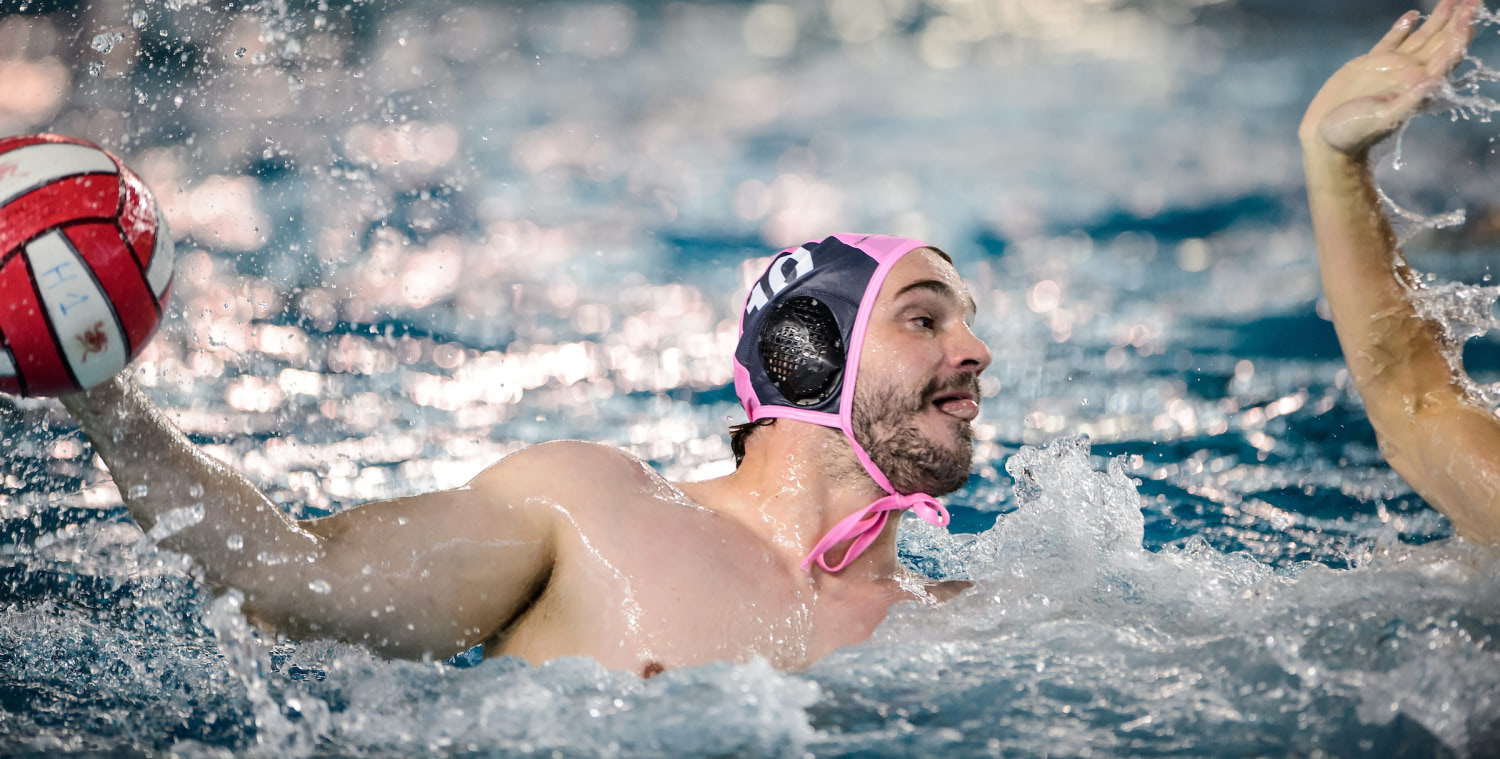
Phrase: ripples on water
[{"left": 3, "top": 0, "right": 1500, "bottom": 755}]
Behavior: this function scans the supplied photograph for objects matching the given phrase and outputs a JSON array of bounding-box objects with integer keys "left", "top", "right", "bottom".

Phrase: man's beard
[{"left": 848, "top": 372, "right": 980, "bottom": 497}]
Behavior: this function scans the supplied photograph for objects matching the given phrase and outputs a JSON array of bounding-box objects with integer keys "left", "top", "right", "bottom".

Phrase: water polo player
[
  {"left": 58, "top": 235, "right": 988, "bottom": 674},
  {"left": 29, "top": 0, "right": 1500, "bottom": 676}
]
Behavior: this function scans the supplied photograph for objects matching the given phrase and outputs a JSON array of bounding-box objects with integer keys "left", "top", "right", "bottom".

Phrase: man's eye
[{"left": 912, "top": 316, "right": 935, "bottom": 329}]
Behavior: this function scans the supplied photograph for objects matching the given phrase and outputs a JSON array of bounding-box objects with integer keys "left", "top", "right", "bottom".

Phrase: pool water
[{"left": 3, "top": 0, "right": 1500, "bottom": 755}]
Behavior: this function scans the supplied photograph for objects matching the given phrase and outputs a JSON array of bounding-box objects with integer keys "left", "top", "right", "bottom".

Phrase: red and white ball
[{"left": 0, "top": 133, "right": 174, "bottom": 397}]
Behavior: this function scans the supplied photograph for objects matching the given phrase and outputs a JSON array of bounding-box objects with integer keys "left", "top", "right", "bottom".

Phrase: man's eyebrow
[{"left": 894, "top": 279, "right": 978, "bottom": 319}]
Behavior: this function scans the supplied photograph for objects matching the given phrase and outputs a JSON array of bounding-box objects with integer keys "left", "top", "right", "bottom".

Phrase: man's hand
[
  {"left": 1300, "top": 0, "right": 1480, "bottom": 157},
  {"left": 1303, "top": 0, "right": 1500, "bottom": 544}
]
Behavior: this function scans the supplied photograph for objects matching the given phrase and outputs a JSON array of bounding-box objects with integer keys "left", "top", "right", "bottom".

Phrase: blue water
[{"left": 3, "top": 0, "right": 1500, "bottom": 755}]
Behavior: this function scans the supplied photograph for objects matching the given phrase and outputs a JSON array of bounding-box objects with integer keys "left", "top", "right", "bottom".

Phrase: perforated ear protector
[{"left": 757, "top": 296, "right": 845, "bottom": 407}]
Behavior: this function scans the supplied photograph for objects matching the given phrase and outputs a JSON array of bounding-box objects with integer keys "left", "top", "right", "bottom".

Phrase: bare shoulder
[{"left": 468, "top": 440, "right": 661, "bottom": 498}]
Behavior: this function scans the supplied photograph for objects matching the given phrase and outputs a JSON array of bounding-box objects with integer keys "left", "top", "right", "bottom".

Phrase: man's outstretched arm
[
  {"left": 1302, "top": 0, "right": 1500, "bottom": 542},
  {"left": 62, "top": 374, "right": 558, "bottom": 659}
]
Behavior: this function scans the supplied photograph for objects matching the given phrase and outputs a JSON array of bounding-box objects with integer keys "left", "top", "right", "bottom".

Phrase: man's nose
[{"left": 950, "top": 323, "right": 992, "bottom": 374}]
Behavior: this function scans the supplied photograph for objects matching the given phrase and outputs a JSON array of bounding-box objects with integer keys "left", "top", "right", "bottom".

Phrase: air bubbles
[
  {"left": 128, "top": 484, "right": 149, "bottom": 499},
  {"left": 87, "top": 61, "right": 104, "bottom": 77},
  {"left": 308, "top": 579, "right": 332, "bottom": 594},
  {"left": 131, "top": 11, "right": 147, "bottom": 29},
  {"left": 226, "top": 534, "right": 244, "bottom": 551}
]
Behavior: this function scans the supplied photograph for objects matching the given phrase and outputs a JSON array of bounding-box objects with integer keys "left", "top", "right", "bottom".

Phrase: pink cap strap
[{"left": 800, "top": 492, "right": 951, "bottom": 573}]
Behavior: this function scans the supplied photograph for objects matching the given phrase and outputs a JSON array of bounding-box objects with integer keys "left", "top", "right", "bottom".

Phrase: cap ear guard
[{"left": 757, "top": 296, "right": 845, "bottom": 407}]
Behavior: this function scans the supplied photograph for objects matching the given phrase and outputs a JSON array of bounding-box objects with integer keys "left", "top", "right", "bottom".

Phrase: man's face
[{"left": 850, "top": 249, "right": 991, "bottom": 496}]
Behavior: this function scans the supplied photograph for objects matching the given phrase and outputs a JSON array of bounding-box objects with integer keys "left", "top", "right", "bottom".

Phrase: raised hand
[
  {"left": 1300, "top": 0, "right": 1481, "bottom": 156},
  {"left": 1302, "top": 0, "right": 1500, "bottom": 544}
]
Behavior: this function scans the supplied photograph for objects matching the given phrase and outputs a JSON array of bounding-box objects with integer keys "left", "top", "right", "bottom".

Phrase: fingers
[
  {"left": 1421, "top": 0, "right": 1481, "bottom": 53},
  {"left": 1401, "top": 0, "right": 1459, "bottom": 53},
  {"left": 1425, "top": 33, "right": 1469, "bottom": 76},
  {"left": 1419, "top": 0, "right": 1480, "bottom": 73},
  {"left": 1374, "top": 10, "right": 1422, "bottom": 53},
  {"left": 1462, "top": 0, "right": 1483, "bottom": 44}
]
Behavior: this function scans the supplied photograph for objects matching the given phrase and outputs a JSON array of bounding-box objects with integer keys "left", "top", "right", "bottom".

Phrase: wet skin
[
  {"left": 63, "top": 249, "right": 987, "bottom": 674},
  {"left": 476, "top": 441, "right": 937, "bottom": 672},
  {"left": 1303, "top": 0, "right": 1500, "bottom": 543},
  {"left": 491, "top": 249, "right": 988, "bottom": 672}
]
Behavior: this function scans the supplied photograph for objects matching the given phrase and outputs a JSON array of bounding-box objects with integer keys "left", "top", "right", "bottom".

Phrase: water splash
[
  {"left": 1383, "top": 8, "right": 1500, "bottom": 242},
  {"left": 202, "top": 592, "right": 329, "bottom": 757},
  {"left": 1384, "top": 7, "right": 1500, "bottom": 410},
  {"left": 1378, "top": 182, "right": 1467, "bottom": 246},
  {"left": 145, "top": 502, "right": 205, "bottom": 542},
  {"left": 1407, "top": 280, "right": 1500, "bottom": 407},
  {"left": 871, "top": 438, "right": 1500, "bottom": 756}
]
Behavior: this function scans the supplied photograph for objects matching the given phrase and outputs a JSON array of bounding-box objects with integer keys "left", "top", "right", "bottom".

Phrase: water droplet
[
  {"left": 234, "top": 46, "right": 247, "bottom": 58},
  {"left": 146, "top": 503, "right": 205, "bottom": 541},
  {"left": 87, "top": 61, "right": 104, "bottom": 77},
  {"left": 131, "top": 10, "right": 147, "bottom": 28},
  {"left": 308, "top": 579, "right": 332, "bottom": 594},
  {"left": 226, "top": 534, "right": 244, "bottom": 551},
  {"left": 91, "top": 32, "right": 124, "bottom": 54},
  {"left": 128, "top": 484, "right": 149, "bottom": 499},
  {"left": 188, "top": 483, "right": 204, "bottom": 498}
]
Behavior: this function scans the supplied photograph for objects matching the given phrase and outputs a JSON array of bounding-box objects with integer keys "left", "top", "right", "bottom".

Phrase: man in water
[
  {"left": 54, "top": 0, "right": 1495, "bottom": 676},
  {"left": 64, "top": 235, "right": 988, "bottom": 675}
]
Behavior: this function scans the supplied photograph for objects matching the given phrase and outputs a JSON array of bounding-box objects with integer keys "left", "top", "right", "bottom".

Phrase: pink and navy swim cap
[{"left": 734, "top": 234, "right": 952, "bottom": 573}]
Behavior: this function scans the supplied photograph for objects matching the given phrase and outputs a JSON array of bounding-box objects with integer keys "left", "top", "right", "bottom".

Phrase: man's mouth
[{"left": 931, "top": 390, "right": 980, "bottom": 421}]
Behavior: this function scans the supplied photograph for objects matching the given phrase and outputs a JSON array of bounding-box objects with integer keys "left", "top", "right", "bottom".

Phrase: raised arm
[
  {"left": 1301, "top": 0, "right": 1500, "bottom": 542},
  {"left": 62, "top": 374, "right": 557, "bottom": 659}
]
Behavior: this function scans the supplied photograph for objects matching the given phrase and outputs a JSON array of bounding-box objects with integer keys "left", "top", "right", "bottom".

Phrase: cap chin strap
[
  {"left": 745, "top": 233, "right": 951, "bottom": 573},
  {"left": 799, "top": 491, "right": 949, "bottom": 573},
  {"left": 798, "top": 420, "right": 952, "bottom": 572}
]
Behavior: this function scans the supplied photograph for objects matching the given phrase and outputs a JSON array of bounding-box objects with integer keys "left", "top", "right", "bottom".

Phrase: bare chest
[{"left": 490, "top": 496, "right": 906, "bottom": 674}]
